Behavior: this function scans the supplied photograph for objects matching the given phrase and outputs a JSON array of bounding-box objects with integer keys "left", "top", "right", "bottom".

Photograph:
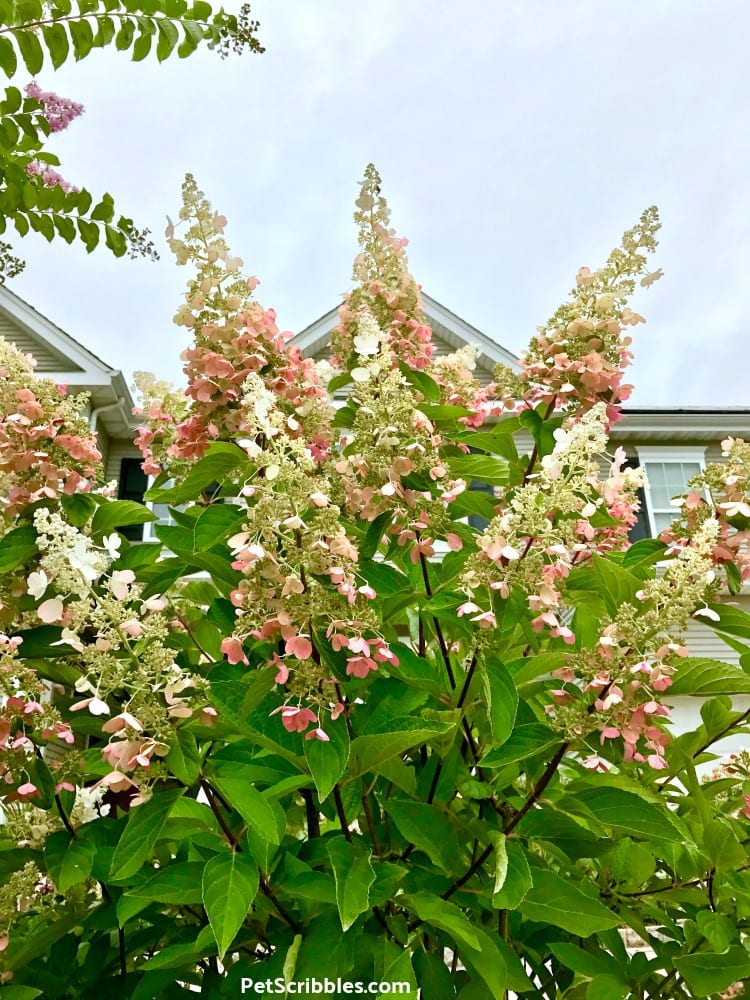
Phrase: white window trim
[{"left": 634, "top": 445, "right": 706, "bottom": 537}]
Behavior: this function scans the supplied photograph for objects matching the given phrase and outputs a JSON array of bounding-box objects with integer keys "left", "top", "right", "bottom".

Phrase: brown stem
[
  {"left": 301, "top": 789, "right": 320, "bottom": 839},
  {"left": 201, "top": 779, "right": 240, "bottom": 850},
  {"left": 259, "top": 877, "right": 302, "bottom": 934},
  {"left": 504, "top": 742, "right": 568, "bottom": 835},
  {"left": 333, "top": 785, "right": 352, "bottom": 842},
  {"left": 418, "top": 549, "right": 456, "bottom": 688}
]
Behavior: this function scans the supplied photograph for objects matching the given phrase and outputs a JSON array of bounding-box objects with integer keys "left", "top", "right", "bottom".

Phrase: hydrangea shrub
[{"left": 1, "top": 167, "right": 750, "bottom": 998}]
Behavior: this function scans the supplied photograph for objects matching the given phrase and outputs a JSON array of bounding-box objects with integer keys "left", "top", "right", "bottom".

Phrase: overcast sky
[{"left": 7, "top": 0, "right": 750, "bottom": 408}]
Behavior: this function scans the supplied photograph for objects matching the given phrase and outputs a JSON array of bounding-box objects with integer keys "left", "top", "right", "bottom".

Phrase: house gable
[{"left": 293, "top": 292, "right": 520, "bottom": 387}]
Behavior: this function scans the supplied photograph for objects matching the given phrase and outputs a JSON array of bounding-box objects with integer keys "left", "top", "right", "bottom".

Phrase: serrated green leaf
[
  {"left": 326, "top": 837, "right": 376, "bottom": 930},
  {"left": 91, "top": 498, "right": 155, "bottom": 537},
  {"left": 519, "top": 868, "right": 619, "bottom": 934},
  {"left": 384, "top": 799, "right": 462, "bottom": 874},
  {"left": 350, "top": 717, "right": 454, "bottom": 776},
  {"left": 566, "top": 786, "right": 685, "bottom": 843},
  {"left": 674, "top": 948, "right": 750, "bottom": 997},
  {"left": 448, "top": 453, "right": 509, "bottom": 486},
  {"left": 109, "top": 787, "right": 184, "bottom": 879},
  {"left": 492, "top": 839, "right": 532, "bottom": 909},
  {"left": 210, "top": 773, "right": 281, "bottom": 843},
  {"left": 164, "top": 727, "right": 201, "bottom": 785},
  {"left": 117, "top": 861, "right": 205, "bottom": 925},
  {"left": 669, "top": 656, "right": 750, "bottom": 696},
  {"left": 0, "top": 523, "right": 37, "bottom": 571},
  {"left": 44, "top": 832, "right": 96, "bottom": 892},
  {"left": 482, "top": 657, "right": 517, "bottom": 747},
  {"left": 202, "top": 851, "right": 258, "bottom": 959},
  {"left": 304, "top": 717, "right": 349, "bottom": 801}
]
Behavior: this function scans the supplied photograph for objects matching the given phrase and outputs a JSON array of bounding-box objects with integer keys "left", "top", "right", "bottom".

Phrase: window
[{"left": 634, "top": 447, "right": 706, "bottom": 538}]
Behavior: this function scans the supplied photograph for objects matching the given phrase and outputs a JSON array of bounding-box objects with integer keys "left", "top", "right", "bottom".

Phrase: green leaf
[
  {"left": 304, "top": 717, "right": 349, "bottom": 802},
  {"left": 669, "top": 656, "right": 750, "bottom": 696},
  {"left": 404, "top": 893, "right": 507, "bottom": 995},
  {"left": 586, "top": 975, "right": 630, "bottom": 1000},
  {"left": 703, "top": 602, "right": 750, "bottom": 641},
  {"left": 549, "top": 941, "right": 615, "bottom": 979},
  {"left": 448, "top": 489, "right": 497, "bottom": 521},
  {"left": 164, "top": 727, "right": 201, "bottom": 785},
  {"left": 326, "top": 836, "right": 376, "bottom": 931},
  {"left": 621, "top": 537, "right": 668, "bottom": 568},
  {"left": 60, "top": 492, "right": 97, "bottom": 527},
  {"left": 105, "top": 223, "right": 127, "bottom": 255},
  {"left": 156, "top": 16, "right": 179, "bottom": 59},
  {"left": 109, "top": 787, "right": 184, "bottom": 879},
  {"left": 362, "top": 509, "right": 393, "bottom": 559},
  {"left": 210, "top": 773, "right": 281, "bottom": 843},
  {"left": 359, "top": 560, "right": 411, "bottom": 596},
  {"left": 674, "top": 948, "right": 750, "bottom": 997},
  {"left": 492, "top": 840, "right": 532, "bottom": 908},
  {"left": 566, "top": 786, "right": 685, "bottom": 843},
  {"left": 448, "top": 453, "right": 509, "bottom": 486},
  {"left": 519, "top": 868, "right": 619, "bottom": 934},
  {"left": 90, "top": 499, "right": 155, "bottom": 537},
  {"left": 590, "top": 554, "right": 641, "bottom": 615},
  {"left": 384, "top": 799, "right": 462, "bottom": 874},
  {"left": 0, "top": 37, "right": 18, "bottom": 76},
  {"left": 398, "top": 361, "right": 441, "bottom": 402},
  {"left": 482, "top": 657, "right": 518, "bottom": 747},
  {"left": 0, "top": 524, "right": 37, "bottom": 571},
  {"left": 44, "top": 831, "right": 96, "bottom": 892},
  {"left": 202, "top": 850, "right": 259, "bottom": 959},
  {"left": 350, "top": 717, "right": 454, "bottom": 776},
  {"left": 1, "top": 987, "right": 44, "bottom": 998},
  {"left": 117, "top": 861, "right": 205, "bottom": 925},
  {"left": 16, "top": 29, "right": 45, "bottom": 74},
  {"left": 146, "top": 443, "right": 247, "bottom": 504},
  {"left": 481, "top": 723, "right": 560, "bottom": 768}
]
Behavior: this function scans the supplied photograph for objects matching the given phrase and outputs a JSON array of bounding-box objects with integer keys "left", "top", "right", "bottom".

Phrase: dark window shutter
[
  {"left": 467, "top": 446, "right": 494, "bottom": 531},
  {"left": 117, "top": 458, "right": 149, "bottom": 541},
  {"left": 624, "top": 457, "right": 651, "bottom": 541}
]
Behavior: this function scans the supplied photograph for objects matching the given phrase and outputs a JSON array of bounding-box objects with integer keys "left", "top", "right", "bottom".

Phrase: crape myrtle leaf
[
  {"left": 44, "top": 831, "right": 96, "bottom": 892},
  {"left": 109, "top": 787, "right": 184, "bottom": 879},
  {"left": 519, "top": 868, "right": 619, "bottom": 935},
  {"left": 383, "top": 799, "right": 462, "bottom": 874},
  {"left": 492, "top": 839, "right": 532, "bottom": 909},
  {"left": 304, "top": 716, "right": 349, "bottom": 801},
  {"left": 669, "top": 657, "right": 750, "bottom": 696},
  {"left": 482, "top": 657, "right": 518, "bottom": 747},
  {"left": 404, "top": 893, "right": 507, "bottom": 995},
  {"left": 326, "top": 836, "right": 376, "bottom": 931},
  {"left": 674, "top": 948, "right": 750, "bottom": 997},
  {"left": 117, "top": 861, "right": 205, "bottom": 925},
  {"left": 202, "top": 850, "right": 259, "bottom": 958},
  {"left": 564, "top": 786, "right": 686, "bottom": 843}
]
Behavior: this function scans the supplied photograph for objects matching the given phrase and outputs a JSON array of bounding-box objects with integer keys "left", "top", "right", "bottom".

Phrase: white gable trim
[{"left": 292, "top": 293, "right": 520, "bottom": 373}]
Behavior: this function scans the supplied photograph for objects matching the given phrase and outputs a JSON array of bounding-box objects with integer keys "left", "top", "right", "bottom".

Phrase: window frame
[{"left": 634, "top": 445, "right": 706, "bottom": 538}]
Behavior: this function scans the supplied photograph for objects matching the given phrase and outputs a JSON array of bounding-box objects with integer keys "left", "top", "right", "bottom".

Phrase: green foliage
[{"left": 0, "top": 0, "right": 263, "bottom": 279}]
